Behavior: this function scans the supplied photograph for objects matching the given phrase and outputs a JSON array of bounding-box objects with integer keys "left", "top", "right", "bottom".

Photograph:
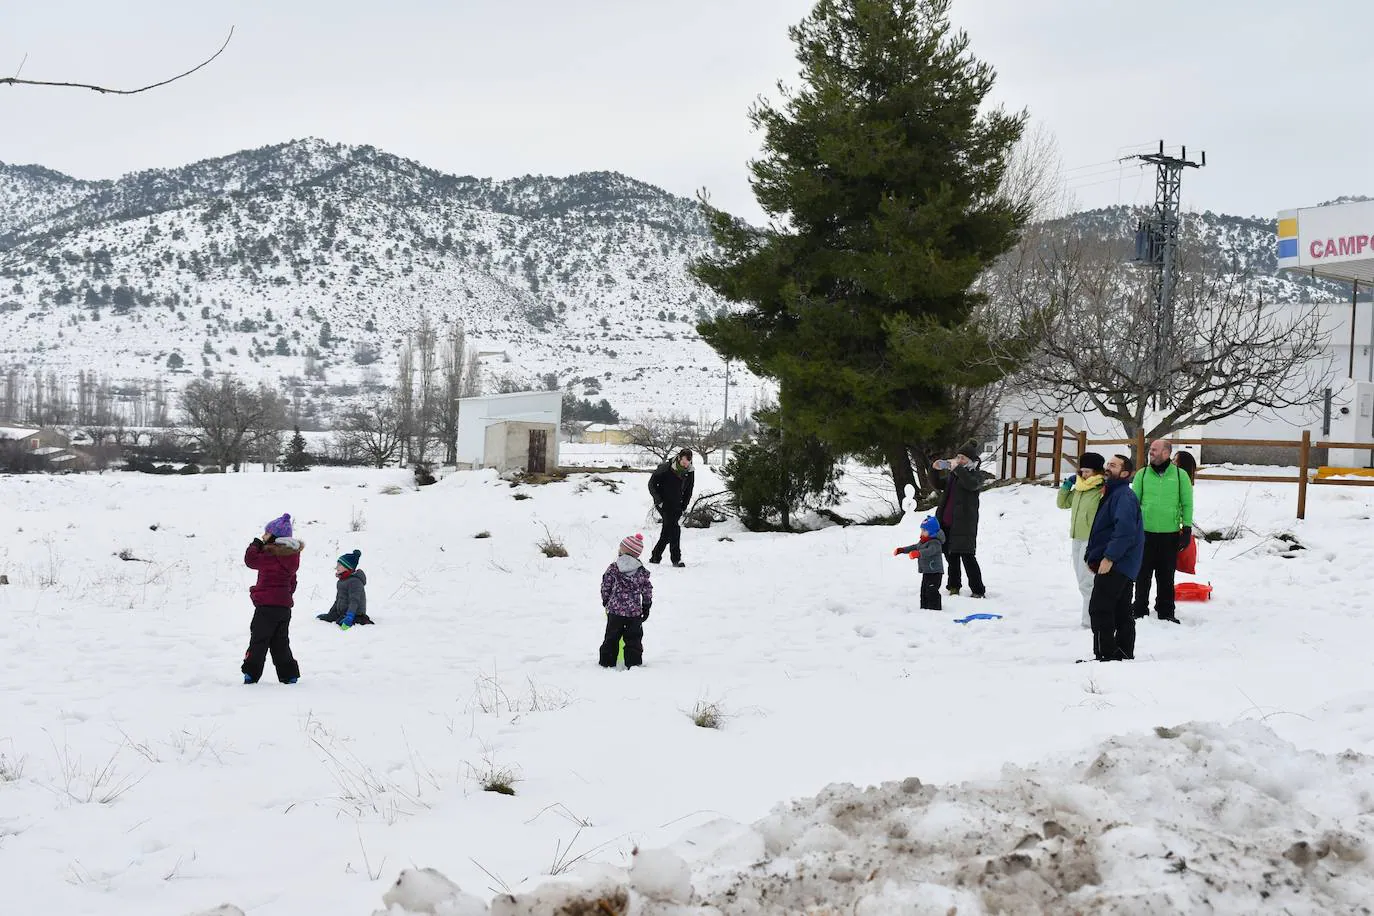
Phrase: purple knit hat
[{"left": 264, "top": 513, "right": 293, "bottom": 538}]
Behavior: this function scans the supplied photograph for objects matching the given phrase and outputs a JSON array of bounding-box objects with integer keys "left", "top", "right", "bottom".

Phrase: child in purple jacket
[
  {"left": 599, "top": 533, "right": 654, "bottom": 668},
  {"left": 242, "top": 512, "right": 303, "bottom": 684}
]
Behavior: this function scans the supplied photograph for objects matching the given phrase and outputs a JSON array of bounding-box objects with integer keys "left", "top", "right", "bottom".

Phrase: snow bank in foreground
[{"left": 196, "top": 720, "right": 1374, "bottom": 915}]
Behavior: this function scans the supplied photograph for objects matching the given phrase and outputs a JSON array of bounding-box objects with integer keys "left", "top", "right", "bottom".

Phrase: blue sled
[{"left": 954, "top": 613, "right": 1003, "bottom": 624}]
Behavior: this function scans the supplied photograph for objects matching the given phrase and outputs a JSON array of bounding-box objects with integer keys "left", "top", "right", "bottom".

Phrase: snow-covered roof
[
  {"left": 584, "top": 423, "right": 634, "bottom": 433},
  {"left": 0, "top": 425, "right": 39, "bottom": 440},
  {"left": 47, "top": 453, "right": 77, "bottom": 463},
  {"left": 31, "top": 446, "right": 66, "bottom": 456}
]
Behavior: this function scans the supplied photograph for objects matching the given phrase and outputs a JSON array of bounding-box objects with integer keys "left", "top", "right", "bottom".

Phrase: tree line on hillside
[{"left": 173, "top": 315, "right": 485, "bottom": 473}]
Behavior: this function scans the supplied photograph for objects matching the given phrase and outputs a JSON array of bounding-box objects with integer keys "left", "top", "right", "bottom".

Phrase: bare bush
[
  {"left": 466, "top": 748, "right": 521, "bottom": 796},
  {"left": 536, "top": 524, "right": 568, "bottom": 558},
  {"left": 0, "top": 752, "right": 26, "bottom": 782},
  {"left": 689, "top": 699, "right": 727, "bottom": 730}
]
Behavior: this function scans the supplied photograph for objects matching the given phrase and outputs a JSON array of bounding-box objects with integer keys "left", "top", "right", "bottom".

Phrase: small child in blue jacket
[
  {"left": 894, "top": 516, "right": 947, "bottom": 610},
  {"left": 316, "top": 549, "right": 372, "bottom": 629}
]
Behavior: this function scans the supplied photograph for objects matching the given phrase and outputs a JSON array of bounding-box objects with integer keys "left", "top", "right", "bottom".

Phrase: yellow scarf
[{"left": 1073, "top": 474, "right": 1104, "bottom": 492}]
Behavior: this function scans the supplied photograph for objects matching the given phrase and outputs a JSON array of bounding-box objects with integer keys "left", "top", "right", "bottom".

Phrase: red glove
[{"left": 908, "top": 551, "right": 918, "bottom": 559}]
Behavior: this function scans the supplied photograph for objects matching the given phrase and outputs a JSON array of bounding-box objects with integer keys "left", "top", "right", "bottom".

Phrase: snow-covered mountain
[
  {"left": 0, "top": 139, "right": 761, "bottom": 428},
  {"left": 0, "top": 138, "right": 1351, "bottom": 430}
]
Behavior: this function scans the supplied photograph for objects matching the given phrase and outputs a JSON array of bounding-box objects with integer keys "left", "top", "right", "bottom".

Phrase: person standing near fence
[
  {"left": 1131, "top": 439, "right": 1193, "bottom": 623},
  {"left": 1057, "top": 451, "right": 1106, "bottom": 628}
]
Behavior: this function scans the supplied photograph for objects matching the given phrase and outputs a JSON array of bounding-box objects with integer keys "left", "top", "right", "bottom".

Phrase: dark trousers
[
  {"left": 919, "top": 573, "right": 943, "bottom": 610},
  {"left": 1133, "top": 532, "right": 1179, "bottom": 620},
  {"left": 1089, "top": 570, "right": 1136, "bottom": 661},
  {"left": 599, "top": 614, "right": 644, "bottom": 668},
  {"left": 242, "top": 605, "right": 300, "bottom": 683},
  {"left": 943, "top": 545, "right": 985, "bottom": 595},
  {"left": 651, "top": 512, "right": 682, "bottom": 563}
]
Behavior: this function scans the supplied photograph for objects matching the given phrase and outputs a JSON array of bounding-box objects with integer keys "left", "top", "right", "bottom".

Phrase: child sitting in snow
[
  {"left": 599, "top": 533, "right": 653, "bottom": 668},
  {"left": 894, "top": 515, "right": 946, "bottom": 611},
  {"left": 242, "top": 513, "right": 304, "bottom": 684},
  {"left": 316, "top": 549, "right": 372, "bottom": 629}
]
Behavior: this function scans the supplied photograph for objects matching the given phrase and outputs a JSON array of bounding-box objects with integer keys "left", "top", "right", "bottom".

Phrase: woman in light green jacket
[{"left": 1056, "top": 452, "right": 1107, "bottom": 628}]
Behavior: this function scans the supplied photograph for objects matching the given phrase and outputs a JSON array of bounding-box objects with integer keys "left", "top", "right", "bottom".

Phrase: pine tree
[
  {"left": 282, "top": 426, "right": 311, "bottom": 472},
  {"left": 692, "top": 0, "right": 1029, "bottom": 501}
]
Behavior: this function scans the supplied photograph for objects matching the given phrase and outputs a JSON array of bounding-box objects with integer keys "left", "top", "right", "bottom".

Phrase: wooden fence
[{"left": 1001, "top": 419, "right": 1374, "bottom": 519}]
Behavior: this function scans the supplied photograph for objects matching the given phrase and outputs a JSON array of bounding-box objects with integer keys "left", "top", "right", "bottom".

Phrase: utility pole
[{"left": 1130, "top": 140, "right": 1205, "bottom": 409}]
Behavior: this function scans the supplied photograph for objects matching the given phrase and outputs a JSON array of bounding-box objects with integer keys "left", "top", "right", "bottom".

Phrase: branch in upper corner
[{"left": 0, "top": 27, "right": 234, "bottom": 95}]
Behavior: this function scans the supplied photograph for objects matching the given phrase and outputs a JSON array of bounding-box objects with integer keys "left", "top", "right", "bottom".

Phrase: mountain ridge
[{"left": 0, "top": 138, "right": 1352, "bottom": 431}]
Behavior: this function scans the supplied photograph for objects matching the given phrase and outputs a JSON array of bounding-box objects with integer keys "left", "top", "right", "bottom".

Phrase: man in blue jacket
[{"left": 1084, "top": 454, "right": 1145, "bottom": 662}]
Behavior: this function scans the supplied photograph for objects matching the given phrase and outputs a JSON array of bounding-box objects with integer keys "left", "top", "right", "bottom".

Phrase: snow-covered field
[{"left": 2, "top": 463, "right": 1373, "bottom": 914}]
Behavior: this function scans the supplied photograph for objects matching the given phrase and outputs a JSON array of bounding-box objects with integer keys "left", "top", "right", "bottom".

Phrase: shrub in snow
[
  {"left": 688, "top": 700, "right": 725, "bottom": 730},
  {"left": 465, "top": 754, "right": 521, "bottom": 796},
  {"left": 536, "top": 525, "right": 568, "bottom": 559}
]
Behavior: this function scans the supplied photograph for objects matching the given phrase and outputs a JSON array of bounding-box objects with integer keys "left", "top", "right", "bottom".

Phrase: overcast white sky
[{"left": 2, "top": 0, "right": 1369, "bottom": 224}]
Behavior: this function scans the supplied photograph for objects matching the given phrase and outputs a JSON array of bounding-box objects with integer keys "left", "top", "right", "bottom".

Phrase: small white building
[{"left": 456, "top": 390, "right": 562, "bottom": 473}]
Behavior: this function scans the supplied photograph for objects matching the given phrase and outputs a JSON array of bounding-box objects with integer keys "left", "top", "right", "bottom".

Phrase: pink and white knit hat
[{"left": 619, "top": 533, "right": 644, "bottom": 557}]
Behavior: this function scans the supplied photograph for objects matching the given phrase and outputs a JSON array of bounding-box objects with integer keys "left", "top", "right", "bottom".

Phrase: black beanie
[
  {"left": 1078, "top": 451, "right": 1106, "bottom": 473},
  {"left": 338, "top": 549, "right": 361, "bottom": 571}
]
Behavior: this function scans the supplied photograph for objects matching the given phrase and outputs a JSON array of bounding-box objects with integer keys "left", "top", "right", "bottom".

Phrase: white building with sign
[{"left": 1276, "top": 200, "right": 1374, "bottom": 467}]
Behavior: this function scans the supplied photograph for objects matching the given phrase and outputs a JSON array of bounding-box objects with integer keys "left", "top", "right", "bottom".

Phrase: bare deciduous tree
[
  {"left": 334, "top": 401, "right": 403, "bottom": 469},
  {"left": 1000, "top": 121, "right": 1068, "bottom": 222},
  {"left": 628, "top": 413, "right": 694, "bottom": 462},
  {"left": 993, "top": 232, "right": 1331, "bottom": 441},
  {"left": 412, "top": 314, "right": 440, "bottom": 465},
  {"left": 679, "top": 417, "right": 728, "bottom": 466},
  {"left": 437, "top": 320, "right": 481, "bottom": 464},
  {"left": 395, "top": 334, "right": 415, "bottom": 464},
  {"left": 179, "top": 375, "right": 287, "bottom": 471}
]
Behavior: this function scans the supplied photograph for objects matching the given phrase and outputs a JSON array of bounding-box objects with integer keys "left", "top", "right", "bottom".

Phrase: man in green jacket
[
  {"left": 1131, "top": 439, "right": 1193, "bottom": 623},
  {"left": 1056, "top": 451, "right": 1106, "bottom": 628}
]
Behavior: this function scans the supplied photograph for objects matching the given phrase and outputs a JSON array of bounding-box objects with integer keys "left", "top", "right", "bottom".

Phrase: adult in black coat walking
[
  {"left": 932, "top": 442, "right": 988, "bottom": 597},
  {"left": 647, "top": 448, "right": 694, "bottom": 567}
]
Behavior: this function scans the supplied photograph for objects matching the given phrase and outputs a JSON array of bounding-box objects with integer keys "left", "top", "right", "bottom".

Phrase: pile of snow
[{"left": 349, "top": 720, "right": 1374, "bottom": 915}]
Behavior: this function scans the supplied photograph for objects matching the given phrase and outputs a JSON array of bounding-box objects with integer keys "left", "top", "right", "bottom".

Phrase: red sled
[{"left": 1175, "top": 582, "right": 1212, "bottom": 602}]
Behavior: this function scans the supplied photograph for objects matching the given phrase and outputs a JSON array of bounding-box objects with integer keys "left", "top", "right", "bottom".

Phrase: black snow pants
[
  {"left": 1089, "top": 570, "right": 1136, "bottom": 662},
  {"left": 242, "top": 605, "right": 301, "bottom": 683},
  {"left": 599, "top": 614, "right": 644, "bottom": 668}
]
